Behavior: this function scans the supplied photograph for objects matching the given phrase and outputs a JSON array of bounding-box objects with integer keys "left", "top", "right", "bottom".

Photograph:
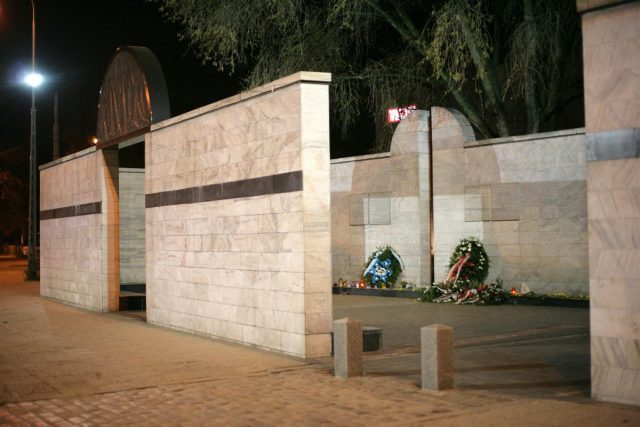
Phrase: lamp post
[{"left": 24, "top": 0, "right": 41, "bottom": 280}]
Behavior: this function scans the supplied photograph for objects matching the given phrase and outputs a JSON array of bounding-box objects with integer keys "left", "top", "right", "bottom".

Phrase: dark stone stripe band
[
  {"left": 145, "top": 170, "right": 303, "bottom": 208},
  {"left": 41, "top": 201, "right": 102, "bottom": 220},
  {"left": 587, "top": 128, "right": 640, "bottom": 162},
  {"left": 577, "top": 0, "right": 636, "bottom": 15}
]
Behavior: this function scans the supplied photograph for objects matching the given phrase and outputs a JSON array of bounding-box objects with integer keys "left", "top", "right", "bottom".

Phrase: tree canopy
[{"left": 152, "top": 0, "right": 583, "bottom": 153}]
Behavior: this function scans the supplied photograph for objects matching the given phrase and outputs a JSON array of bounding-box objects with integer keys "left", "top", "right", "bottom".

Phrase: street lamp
[{"left": 24, "top": 0, "right": 40, "bottom": 280}]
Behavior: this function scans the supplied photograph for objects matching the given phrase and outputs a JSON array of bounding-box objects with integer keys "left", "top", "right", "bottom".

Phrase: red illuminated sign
[{"left": 387, "top": 105, "right": 416, "bottom": 123}]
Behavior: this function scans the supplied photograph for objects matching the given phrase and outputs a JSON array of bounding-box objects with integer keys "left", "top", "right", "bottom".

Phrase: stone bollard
[
  {"left": 421, "top": 324, "right": 454, "bottom": 390},
  {"left": 333, "top": 318, "right": 363, "bottom": 378}
]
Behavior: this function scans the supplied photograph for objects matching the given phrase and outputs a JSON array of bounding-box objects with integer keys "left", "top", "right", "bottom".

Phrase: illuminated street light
[{"left": 24, "top": 72, "right": 44, "bottom": 87}]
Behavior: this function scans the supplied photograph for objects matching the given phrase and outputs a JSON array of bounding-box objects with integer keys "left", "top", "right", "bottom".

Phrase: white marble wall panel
[
  {"left": 432, "top": 107, "right": 476, "bottom": 283},
  {"left": 582, "top": 3, "right": 640, "bottom": 133},
  {"left": 40, "top": 214, "right": 103, "bottom": 308},
  {"left": 40, "top": 149, "right": 119, "bottom": 312},
  {"left": 146, "top": 72, "right": 332, "bottom": 358},
  {"left": 464, "top": 133, "right": 588, "bottom": 294},
  {"left": 432, "top": 107, "right": 588, "bottom": 294},
  {"left": 119, "top": 168, "right": 145, "bottom": 284},
  {"left": 300, "top": 82, "right": 333, "bottom": 355},
  {"left": 588, "top": 159, "right": 640, "bottom": 406},
  {"left": 330, "top": 110, "right": 431, "bottom": 286},
  {"left": 581, "top": 1, "right": 640, "bottom": 406},
  {"left": 40, "top": 147, "right": 101, "bottom": 211}
]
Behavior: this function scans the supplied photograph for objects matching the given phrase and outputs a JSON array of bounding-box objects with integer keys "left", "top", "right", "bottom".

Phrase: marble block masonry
[
  {"left": 332, "top": 108, "right": 588, "bottom": 295},
  {"left": 40, "top": 70, "right": 591, "bottom": 359},
  {"left": 40, "top": 72, "right": 333, "bottom": 358},
  {"left": 577, "top": 0, "right": 640, "bottom": 407},
  {"left": 144, "top": 72, "right": 333, "bottom": 358}
]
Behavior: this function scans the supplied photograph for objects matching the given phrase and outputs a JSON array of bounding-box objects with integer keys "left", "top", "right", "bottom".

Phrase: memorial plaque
[{"left": 368, "top": 193, "right": 391, "bottom": 225}]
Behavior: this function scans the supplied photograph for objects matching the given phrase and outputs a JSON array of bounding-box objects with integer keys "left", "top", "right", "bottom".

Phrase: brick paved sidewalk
[
  {"left": 2, "top": 367, "right": 638, "bottom": 426},
  {"left": 1, "top": 258, "right": 639, "bottom": 426}
]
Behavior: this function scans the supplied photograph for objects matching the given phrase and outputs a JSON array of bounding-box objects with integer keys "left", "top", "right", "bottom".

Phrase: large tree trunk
[
  {"left": 448, "top": 84, "right": 496, "bottom": 139},
  {"left": 458, "top": 15, "right": 511, "bottom": 137},
  {"left": 363, "top": 0, "right": 498, "bottom": 139}
]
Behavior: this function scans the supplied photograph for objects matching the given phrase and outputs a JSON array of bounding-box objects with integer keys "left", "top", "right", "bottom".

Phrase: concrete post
[
  {"left": 421, "top": 324, "right": 454, "bottom": 390},
  {"left": 333, "top": 318, "right": 363, "bottom": 378}
]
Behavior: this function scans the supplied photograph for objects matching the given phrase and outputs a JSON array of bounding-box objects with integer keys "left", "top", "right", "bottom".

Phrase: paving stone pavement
[
  {"left": 1, "top": 257, "right": 639, "bottom": 426},
  {"left": 2, "top": 366, "right": 639, "bottom": 426},
  {"left": 0, "top": 367, "right": 516, "bottom": 426}
]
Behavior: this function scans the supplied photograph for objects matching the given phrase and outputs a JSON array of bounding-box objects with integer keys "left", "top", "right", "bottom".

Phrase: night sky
[{"left": 0, "top": 0, "right": 241, "bottom": 176}]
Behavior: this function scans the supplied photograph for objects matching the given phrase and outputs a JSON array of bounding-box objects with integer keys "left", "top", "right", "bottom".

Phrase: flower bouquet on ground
[
  {"left": 418, "top": 236, "right": 507, "bottom": 305},
  {"left": 362, "top": 246, "right": 404, "bottom": 288}
]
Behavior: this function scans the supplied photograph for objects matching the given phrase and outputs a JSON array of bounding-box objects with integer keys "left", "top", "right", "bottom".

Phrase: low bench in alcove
[{"left": 119, "top": 283, "right": 146, "bottom": 311}]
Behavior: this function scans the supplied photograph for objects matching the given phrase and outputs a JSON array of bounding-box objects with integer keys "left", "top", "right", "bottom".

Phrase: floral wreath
[
  {"left": 447, "top": 236, "right": 490, "bottom": 284},
  {"left": 418, "top": 236, "right": 501, "bottom": 304},
  {"left": 362, "top": 246, "right": 404, "bottom": 287}
]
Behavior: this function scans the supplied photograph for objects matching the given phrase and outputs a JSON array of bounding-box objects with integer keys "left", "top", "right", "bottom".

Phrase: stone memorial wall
[
  {"left": 144, "top": 72, "right": 332, "bottom": 358},
  {"left": 331, "top": 110, "right": 432, "bottom": 285},
  {"left": 40, "top": 147, "right": 119, "bottom": 311},
  {"left": 36, "top": 7, "right": 640, "bottom": 401},
  {"left": 432, "top": 107, "right": 588, "bottom": 294},
  {"left": 331, "top": 107, "right": 588, "bottom": 295},
  {"left": 578, "top": 0, "right": 640, "bottom": 406}
]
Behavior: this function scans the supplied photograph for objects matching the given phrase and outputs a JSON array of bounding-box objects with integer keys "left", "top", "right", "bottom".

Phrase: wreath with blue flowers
[{"left": 362, "top": 246, "right": 404, "bottom": 288}]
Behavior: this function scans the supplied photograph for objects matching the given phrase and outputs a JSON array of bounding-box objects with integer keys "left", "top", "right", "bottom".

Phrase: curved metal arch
[{"left": 96, "top": 46, "right": 170, "bottom": 147}]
